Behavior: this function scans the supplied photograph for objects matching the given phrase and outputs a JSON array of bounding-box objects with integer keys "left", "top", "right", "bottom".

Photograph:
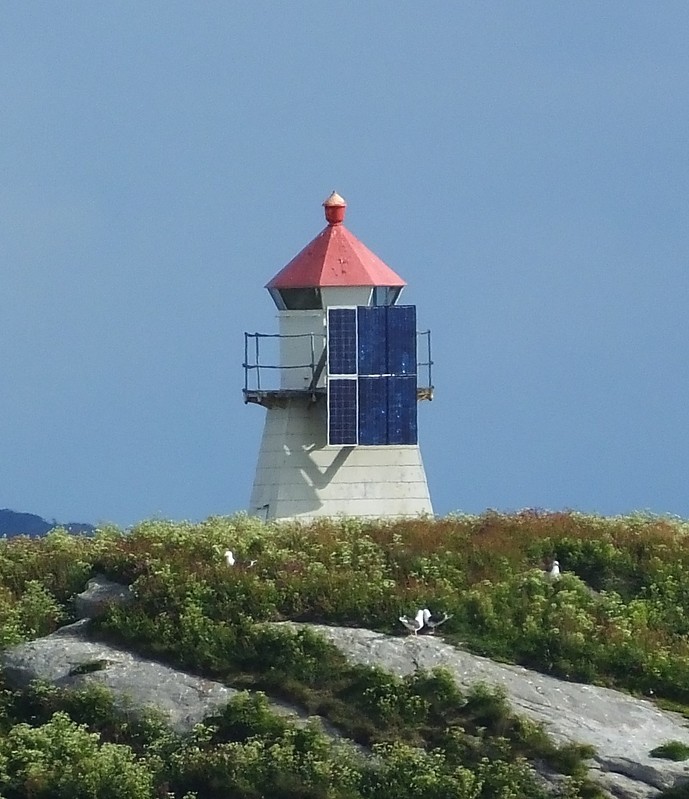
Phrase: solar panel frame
[{"left": 327, "top": 307, "right": 358, "bottom": 445}]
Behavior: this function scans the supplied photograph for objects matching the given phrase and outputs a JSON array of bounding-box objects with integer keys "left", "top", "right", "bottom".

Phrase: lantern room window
[
  {"left": 372, "top": 286, "right": 402, "bottom": 306},
  {"left": 269, "top": 287, "right": 323, "bottom": 310}
]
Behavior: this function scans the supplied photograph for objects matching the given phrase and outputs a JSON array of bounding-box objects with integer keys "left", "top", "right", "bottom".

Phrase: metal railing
[
  {"left": 243, "top": 332, "right": 326, "bottom": 393},
  {"left": 243, "top": 329, "right": 434, "bottom": 394},
  {"left": 417, "top": 329, "right": 433, "bottom": 391}
]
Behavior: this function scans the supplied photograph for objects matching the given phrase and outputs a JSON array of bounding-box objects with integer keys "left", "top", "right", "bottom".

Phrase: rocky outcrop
[
  {"left": 1, "top": 576, "right": 365, "bottom": 758},
  {"left": 1, "top": 619, "right": 238, "bottom": 733},
  {"left": 279, "top": 623, "right": 689, "bottom": 799},
  {"left": 74, "top": 575, "right": 134, "bottom": 619},
  {"left": 0, "top": 613, "right": 358, "bottom": 750}
]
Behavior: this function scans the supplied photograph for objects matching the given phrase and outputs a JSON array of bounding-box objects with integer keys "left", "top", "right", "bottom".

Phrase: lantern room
[{"left": 266, "top": 192, "right": 406, "bottom": 311}]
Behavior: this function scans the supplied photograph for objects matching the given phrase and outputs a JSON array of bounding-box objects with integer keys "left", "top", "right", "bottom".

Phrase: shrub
[
  {"left": 650, "top": 740, "right": 689, "bottom": 761},
  {"left": 0, "top": 711, "right": 154, "bottom": 799}
]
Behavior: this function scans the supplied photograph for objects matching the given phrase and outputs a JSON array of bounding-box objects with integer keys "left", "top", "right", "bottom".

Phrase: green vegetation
[
  {"left": 1, "top": 510, "right": 689, "bottom": 797},
  {"left": 650, "top": 740, "right": 689, "bottom": 761}
]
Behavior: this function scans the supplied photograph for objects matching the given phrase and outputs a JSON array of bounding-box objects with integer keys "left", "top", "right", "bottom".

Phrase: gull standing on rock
[
  {"left": 422, "top": 608, "right": 453, "bottom": 633},
  {"left": 399, "top": 609, "right": 426, "bottom": 635}
]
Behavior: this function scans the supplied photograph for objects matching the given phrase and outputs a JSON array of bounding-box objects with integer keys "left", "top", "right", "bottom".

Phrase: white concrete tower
[{"left": 243, "top": 192, "right": 433, "bottom": 522}]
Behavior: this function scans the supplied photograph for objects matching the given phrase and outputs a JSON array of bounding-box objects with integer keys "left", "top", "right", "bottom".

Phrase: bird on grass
[
  {"left": 214, "top": 547, "right": 257, "bottom": 569},
  {"left": 399, "top": 609, "right": 426, "bottom": 635},
  {"left": 545, "top": 560, "right": 561, "bottom": 581},
  {"left": 421, "top": 608, "right": 453, "bottom": 633}
]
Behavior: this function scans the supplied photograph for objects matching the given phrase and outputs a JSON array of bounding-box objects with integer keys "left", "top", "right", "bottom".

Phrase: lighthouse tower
[{"left": 243, "top": 192, "right": 433, "bottom": 522}]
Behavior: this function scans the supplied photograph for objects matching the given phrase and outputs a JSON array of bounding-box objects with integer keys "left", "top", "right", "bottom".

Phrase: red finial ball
[{"left": 323, "top": 191, "right": 346, "bottom": 225}]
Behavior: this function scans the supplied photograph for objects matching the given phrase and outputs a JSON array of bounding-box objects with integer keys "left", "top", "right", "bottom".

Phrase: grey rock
[
  {"left": 0, "top": 619, "right": 364, "bottom": 759},
  {"left": 280, "top": 623, "right": 689, "bottom": 799},
  {"left": 74, "top": 574, "right": 133, "bottom": 619},
  {"left": 590, "top": 768, "right": 669, "bottom": 799},
  {"left": 1, "top": 620, "right": 236, "bottom": 732}
]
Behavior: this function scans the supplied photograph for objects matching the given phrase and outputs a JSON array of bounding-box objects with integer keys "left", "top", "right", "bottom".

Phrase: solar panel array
[{"left": 327, "top": 306, "right": 418, "bottom": 446}]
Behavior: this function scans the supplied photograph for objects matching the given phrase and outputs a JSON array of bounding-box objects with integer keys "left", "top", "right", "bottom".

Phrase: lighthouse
[{"left": 243, "top": 192, "right": 433, "bottom": 522}]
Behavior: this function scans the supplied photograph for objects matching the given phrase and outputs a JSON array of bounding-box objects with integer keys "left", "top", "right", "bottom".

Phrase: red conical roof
[{"left": 265, "top": 192, "right": 407, "bottom": 289}]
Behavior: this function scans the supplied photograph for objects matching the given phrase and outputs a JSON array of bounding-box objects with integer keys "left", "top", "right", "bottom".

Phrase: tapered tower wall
[{"left": 249, "top": 397, "right": 432, "bottom": 521}]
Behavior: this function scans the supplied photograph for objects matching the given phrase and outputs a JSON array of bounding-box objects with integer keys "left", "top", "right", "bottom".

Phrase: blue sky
[{"left": 2, "top": 3, "right": 688, "bottom": 527}]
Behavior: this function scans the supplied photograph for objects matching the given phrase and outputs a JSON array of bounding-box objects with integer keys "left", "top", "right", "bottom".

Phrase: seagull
[
  {"left": 399, "top": 609, "right": 425, "bottom": 635},
  {"left": 214, "top": 546, "right": 256, "bottom": 569},
  {"left": 422, "top": 608, "right": 453, "bottom": 633},
  {"left": 545, "top": 560, "right": 561, "bottom": 581}
]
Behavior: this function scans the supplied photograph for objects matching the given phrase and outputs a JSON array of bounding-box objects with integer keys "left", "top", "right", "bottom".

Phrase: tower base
[{"left": 249, "top": 398, "right": 433, "bottom": 522}]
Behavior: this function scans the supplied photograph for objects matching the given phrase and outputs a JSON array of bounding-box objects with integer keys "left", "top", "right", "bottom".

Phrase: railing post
[
  {"left": 244, "top": 333, "right": 249, "bottom": 392},
  {"left": 255, "top": 334, "right": 261, "bottom": 391}
]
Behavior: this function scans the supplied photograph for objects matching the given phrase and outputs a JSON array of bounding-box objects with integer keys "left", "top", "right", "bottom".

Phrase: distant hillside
[{"left": 0, "top": 509, "right": 94, "bottom": 537}]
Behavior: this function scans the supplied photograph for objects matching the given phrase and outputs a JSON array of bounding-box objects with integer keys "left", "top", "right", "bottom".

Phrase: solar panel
[
  {"left": 358, "top": 376, "right": 387, "bottom": 445},
  {"left": 386, "top": 305, "right": 416, "bottom": 375},
  {"left": 328, "top": 379, "right": 358, "bottom": 445},
  {"left": 357, "top": 306, "right": 387, "bottom": 375},
  {"left": 387, "top": 376, "right": 418, "bottom": 444},
  {"left": 327, "top": 305, "right": 418, "bottom": 446},
  {"left": 327, "top": 308, "right": 357, "bottom": 375}
]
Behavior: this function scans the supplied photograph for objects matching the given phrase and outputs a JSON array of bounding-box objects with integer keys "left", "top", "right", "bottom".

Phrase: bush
[
  {"left": 651, "top": 740, "right": 689, "bottom": 761},
  {"left": 0, "top": 711, "right": 154, "bottom": 799}
]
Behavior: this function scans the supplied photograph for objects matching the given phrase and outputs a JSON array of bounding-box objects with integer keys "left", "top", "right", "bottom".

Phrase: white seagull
[
  {"left": 546, "top": 560, "right": 561, "bottom": 581},
  {"left": 225, "top": 549, "right": 258, "bottom": 568},
  {"left": 214, "top": 545, "right": 257, "bottom": 569},
  {"left": 399, "top": 609, "right": 426, "bottom": 635},
  {"left": 422, "top": 608, "right": 453, "bottom": 633}
]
